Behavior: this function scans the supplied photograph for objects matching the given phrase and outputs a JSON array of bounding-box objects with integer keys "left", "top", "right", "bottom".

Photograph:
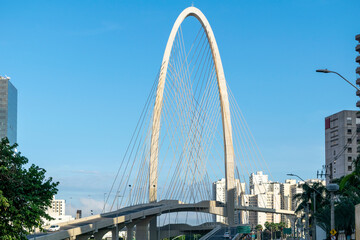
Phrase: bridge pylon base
[{"left": 150, "top": 217, "right": 158, "bottom": 240}]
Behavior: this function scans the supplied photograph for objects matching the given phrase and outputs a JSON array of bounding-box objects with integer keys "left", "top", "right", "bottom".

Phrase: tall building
[
  {"left": 250, "top": 171, "right": 268, "bottom": 195},
  {"left": 212, "top": 178, "right": 245, "bottom": 224},
  {"left": 0, "top": 76, "right": 17, "bottom": 145},
  {"left": 356, "top": 34, "right": 360, "bottom": 109},
  {"left": 47, "top": 196, "right": 66, "bottom": 216},
  {"left": 325, "top": 110, "right": 359, "bottom": 184},
  {"left": 243, "top": 172, "right": 282, "bottom": 227},
  {"left": 355, "top": 34, "right": 360, "bottom": 155},
  {"left": 44, "top": 196, "right": 74, "bottom": 226}
]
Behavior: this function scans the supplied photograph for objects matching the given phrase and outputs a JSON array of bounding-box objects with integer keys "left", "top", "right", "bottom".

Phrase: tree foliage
[
  {"left": 0, "top": 138, "right": 59, "bottom": 239},
  {"left": 292, "top": 156, "right": 360, "bottom": 238}
]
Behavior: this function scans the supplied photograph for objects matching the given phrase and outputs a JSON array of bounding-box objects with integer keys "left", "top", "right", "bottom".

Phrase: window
[
  {"left": 334, "top": 168, "right": 336, "bottom": 173},
  {"left": 333, "top": 150, "right": 336, "bottom": 156},
  {"left": 348, "top": 129, "right": 352, "bottom": 134},
  {"left": 348, "top": 138, "right": 352, "bottom": 144},
  {"left": 347, "top": 117, "right": 352, "bottom": 125},
  {"left": 348, "top": 166, "right": 352, "bottom": 171},
  {"left": 348, "top": 148, "right": 352, "bottom": 153},
  {"left": 348, "top": 156, "right": 353, "bottom": 162}
]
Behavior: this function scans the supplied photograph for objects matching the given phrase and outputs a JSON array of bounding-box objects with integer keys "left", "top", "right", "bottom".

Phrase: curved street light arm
[
  {"left": 316, "top": 69, "right": 360, "bottom": 91},
  {"left": 330, "top": 71, "right": 360, "bottom": 91}
]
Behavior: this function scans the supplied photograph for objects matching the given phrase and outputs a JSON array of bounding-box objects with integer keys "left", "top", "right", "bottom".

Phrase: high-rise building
[
  {"left": 325, "top": 110, "right": 359, "bottom": 184},
  {"left": 356, "top": 34, "right": 360, "bottom": 108},
  {"left": 44, "top": 196, "right": 74, "bottom": 226},
  {"left": 47, "top": 196, "right": 66, "bottom": 216},
  {"left": 250, "top": 171, "right": 268, "bottom": 195},
  {"left": 212, "top": 178, "right": 245, "bottom": 224},
  {"left": 0, "top": 76, "right": 17, "bottom": 145},
  {"left": 243, "top": 172, "right": 282, "bottom": 227}
]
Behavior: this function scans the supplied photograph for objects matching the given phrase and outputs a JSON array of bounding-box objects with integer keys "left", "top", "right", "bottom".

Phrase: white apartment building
[
  {"left": 213, "top": 173, "right": 326, "bottom": 228},
  {"left": 47, "top": 196, "right": 65, "bottom": 216},
  {"left": 44, "top": 196, "right": 74, "bottom": 226},
  {"left": 242, "top": 172, "right": 281, "bottom": 227},
  {"left": 212, "top": 178, "right": 245, "bottom": 224},
  {"left": 250, "top": 171, "right": 268, "bottom": 195}
]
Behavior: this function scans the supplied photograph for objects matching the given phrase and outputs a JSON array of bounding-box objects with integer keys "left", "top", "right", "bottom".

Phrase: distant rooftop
[{"left": 0, "top": 75, "right": 10, "bottom": 80}]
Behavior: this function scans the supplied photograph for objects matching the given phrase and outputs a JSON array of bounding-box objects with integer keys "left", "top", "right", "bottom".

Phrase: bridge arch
[{"left": 149, "top": 7, "right": 236, "bottom": 224}]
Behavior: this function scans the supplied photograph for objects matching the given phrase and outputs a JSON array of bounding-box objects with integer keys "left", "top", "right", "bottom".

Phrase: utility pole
[
  {"left": 305, "top": 203, "right": 310, "bottom": 240},
  {"left": 326, "top": 184, "right": 339, "bottom": 232},
  {"left": 313, "top": 192, "right": 317, "bottom": 240}
]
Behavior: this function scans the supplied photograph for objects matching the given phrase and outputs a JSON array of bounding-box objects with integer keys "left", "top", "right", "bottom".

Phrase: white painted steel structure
[{"left": 149, "top": 6, "right": 236, "bottom": 225}]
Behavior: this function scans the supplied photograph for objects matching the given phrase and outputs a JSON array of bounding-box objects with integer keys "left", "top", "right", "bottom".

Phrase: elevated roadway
[{"left": 28, "top": 200, "right": 294, "bottom": 240}]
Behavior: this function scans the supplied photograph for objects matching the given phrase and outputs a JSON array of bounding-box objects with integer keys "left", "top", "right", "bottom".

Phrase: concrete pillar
[
  {"left": 136, "top": 218, "right": 152, "bottom": 240},
  {"left": 126, "top": 223, "right": 135, "bottom": 240},
  {"left": 149, "top": 217, "right": 158, "bottom": 240},
  {"left": 93, "top": 229, "right": 109, "bottom": 240},
  {"left": 76, "top": 234, "right": 92, "bottom": 240},
  {"left": 112, "top": 226, "right": 119, "bottom": 240}
]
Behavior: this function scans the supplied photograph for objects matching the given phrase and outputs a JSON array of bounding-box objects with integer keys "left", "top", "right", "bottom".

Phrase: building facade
[
  {"left": 356, "top": 34, "right": 360, "bottom": 110},
  {"left": 44, "top": 196, "right": 74, "bottom": 226},
  {"left": 212, "top": 178, "right": 244, "bottom": 224},
  {"left": 325, "top": 110, "right": 359, "bottom": 184},
  {"left": 0, "top": 76, "right": 17, "bottom": 145}
]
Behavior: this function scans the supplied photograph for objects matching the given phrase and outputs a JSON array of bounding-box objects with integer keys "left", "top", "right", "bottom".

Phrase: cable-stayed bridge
[{"left": 32, "top": 6, "right": 294, "bottom": 240}]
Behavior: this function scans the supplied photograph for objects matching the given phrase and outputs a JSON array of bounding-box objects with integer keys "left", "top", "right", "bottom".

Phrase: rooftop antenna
[{"left": 191, "top": 2, "right": 194, "bottom": 7}]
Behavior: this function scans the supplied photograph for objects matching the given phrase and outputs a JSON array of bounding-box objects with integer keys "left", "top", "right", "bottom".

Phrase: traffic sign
[
  {"left": 331, "top": 235, "right": 336, "bottom": 240},
  {"left": 330, "top": 229, "right": 337, "bottom": 236}
]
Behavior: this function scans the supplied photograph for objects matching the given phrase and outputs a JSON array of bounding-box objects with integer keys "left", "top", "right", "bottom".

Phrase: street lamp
[
  {"left": 287, "top": 173, "right": 320, "bottom": 240},
  {"left": 326, "top": 183, "right": 339, "bottom": 231},
  {"left": 316, "top": 69, "right": 360, "bottom": 91},
  {"left": 103, "top": 193, "right": 107, "bottom": 213},
  {"left": 129, "top": 185, "right": 132, "bottom": 206}
]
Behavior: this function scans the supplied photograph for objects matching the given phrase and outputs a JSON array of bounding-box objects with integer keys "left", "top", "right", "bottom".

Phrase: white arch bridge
[{"left": 31, "top": 6, "right": 294, "bottom": 240}]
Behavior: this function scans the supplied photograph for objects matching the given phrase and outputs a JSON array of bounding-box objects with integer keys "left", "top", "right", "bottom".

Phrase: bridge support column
[
  {"left": 227, "top": 188, "right": 235, "bottom": 225},
  {"left": 76, "top": 234, "right": 92, "bottom": 240},
  {"left": 136, "top": 217, "right": 152, "bottom": 240},
  {"left": 112, "top": 223, "right": 125, "bottom": 240},
  {"left": 150, "top": 217, "right": 158, "bottom": 240},
  {"left": 126, "top": 223, "right": 135, "bottom": 240},
  {"left": 93, "top": 229, "right": 110, "bottom": 240},
  {"left": 112, "top": 226, "right": 119, "bottom": 240}
]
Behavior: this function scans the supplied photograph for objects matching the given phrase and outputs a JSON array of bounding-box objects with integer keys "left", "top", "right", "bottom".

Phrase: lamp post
[
  {"left": 69, "top": 197, "right": 72, "bottom": 221},
  {"left": 287, "top": 173, "right": 321, "bottom": 240},
  {"left": 103, "top": 193, "right": 106, "bottom": 213},
  {"left": 326, "top": 183, "right": 339, "bottom": 231},
  {"left": 129, "top": 185, "right": 132, "bottom": 206},
  {"left": 316, "top": 69, "right": 360, "bottom": 91}
]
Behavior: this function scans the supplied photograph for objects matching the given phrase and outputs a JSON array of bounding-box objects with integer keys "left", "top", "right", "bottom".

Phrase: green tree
[
  {"left": 0, "top": 138, "right": 59, "bottom": 239},
  {"left": 314, "top": 156, "right": 360, "bottom": 238},
  {"left": 255, "top": 224, "right": 263, "bottom": 231},
  {"left": 293, "top": 181, "right": 327, "bottom": 238},
  {"left": 339, "top": 156, "right": 360, "bottom": 203}
]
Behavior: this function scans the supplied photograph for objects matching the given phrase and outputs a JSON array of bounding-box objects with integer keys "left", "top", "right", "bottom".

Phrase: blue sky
[{"left": 1, "top": 0, "right": 360, "bottom": 216}]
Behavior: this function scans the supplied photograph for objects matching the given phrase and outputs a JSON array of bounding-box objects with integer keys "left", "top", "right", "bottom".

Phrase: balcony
[
  {"left": 356, "top": 44, "right": 360, "bottom": 53},
  {"left": 357, "top": 90, "right": 360, "bottom": 97},
  {"left": 356, "top": 100, "right": 360, "bottom": 108},
  {"left": 357, "top": 111, "right": 360, "bottom": 118},
  {"left": 357, "top": 67, "right": 360, "bottom": 75},
  {"left": 357, "top": 55, "right": 360, "bottom": 64},
  {"left": 356, "top": 34, "right": 360, "bottom": 42}
]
